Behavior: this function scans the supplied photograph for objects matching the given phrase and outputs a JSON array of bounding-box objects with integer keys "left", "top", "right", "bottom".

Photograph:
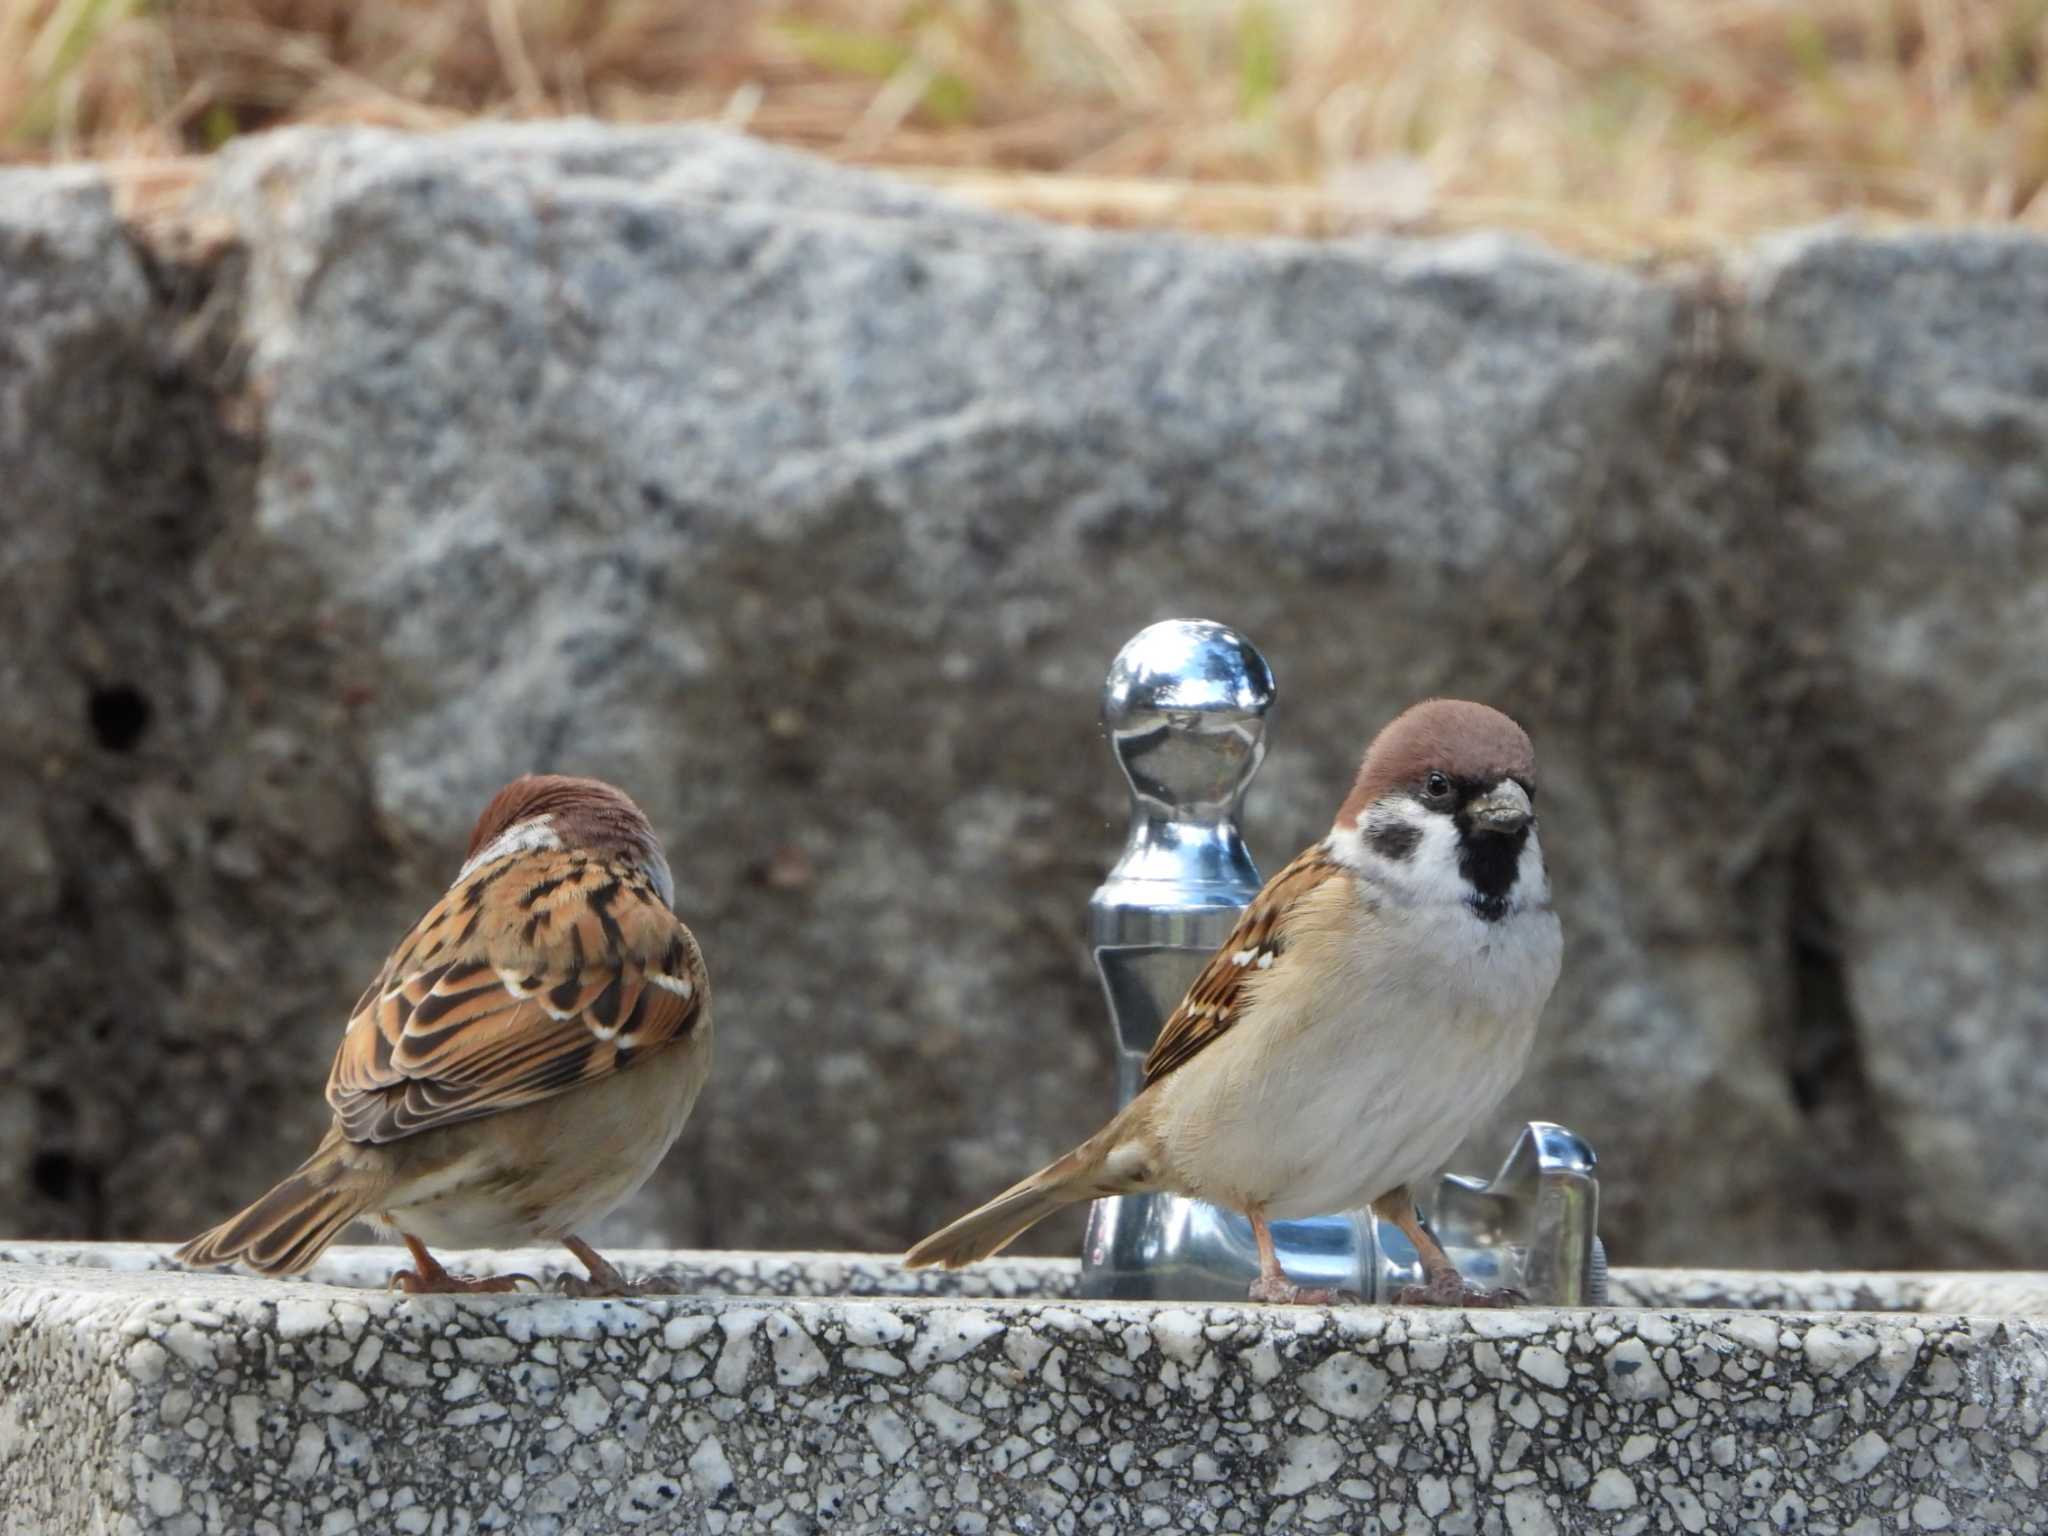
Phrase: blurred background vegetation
[{"left": 1, "top": 0, "right": 2045, "bottom": 254}]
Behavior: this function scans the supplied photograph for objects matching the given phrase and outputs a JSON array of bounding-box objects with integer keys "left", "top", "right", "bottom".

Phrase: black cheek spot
[{"left": 1368, "top": 821, "right": 1422, "bottom": 861}]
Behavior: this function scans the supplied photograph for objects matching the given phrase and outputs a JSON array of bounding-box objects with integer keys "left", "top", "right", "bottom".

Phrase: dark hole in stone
[
  {"left": 1772, "top": 827, "right": 1933, "bottom": 1258},
  {"left": 29, "top": 1150, "right": 76, "bottom": 1201},
  {"left": 88, "top": 683, "right": 152, "bottom": 752},
  {"left": 1817, "top": 1187, "right": 1861, "bottom": 1234},
  {"left": 1786, "top": 836, "right": 1855, "bottom": 1114}
]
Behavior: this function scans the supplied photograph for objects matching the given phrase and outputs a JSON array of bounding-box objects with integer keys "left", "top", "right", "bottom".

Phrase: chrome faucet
[{"left": 1077, "top": 619, "right": 1606, "bottom": 1305}]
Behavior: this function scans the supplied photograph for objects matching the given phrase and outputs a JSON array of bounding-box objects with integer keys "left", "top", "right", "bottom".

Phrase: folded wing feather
[
  {"left": 326, "top": 850, "right": 707, "bottom": 1144},
  {"left": 1139, "top": 847, "right": 1341, "bottom": 1086}
]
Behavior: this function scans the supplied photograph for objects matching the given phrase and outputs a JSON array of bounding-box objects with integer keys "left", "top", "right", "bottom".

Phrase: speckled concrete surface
[{"left": 3, "top": 1247, "right": 2044, "bottom": 1535}]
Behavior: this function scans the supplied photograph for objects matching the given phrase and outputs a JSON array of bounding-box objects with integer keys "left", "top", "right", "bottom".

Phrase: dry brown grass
[{"left": 3, "top": 0, "right": 2045, "bottom": 251}]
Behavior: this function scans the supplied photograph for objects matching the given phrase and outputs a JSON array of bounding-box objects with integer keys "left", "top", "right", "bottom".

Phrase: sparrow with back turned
[
  {"left": 177, "top": 774, "right": 711, "bottom": 1296},
  {"left": 907, "top": 699, "right": 1561, "bottom": 1306}
]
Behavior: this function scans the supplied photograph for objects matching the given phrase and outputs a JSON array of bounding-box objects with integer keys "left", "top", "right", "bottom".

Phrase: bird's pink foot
[
  {"left": 389, "top": 1235, "right": 535, "bottom": 1294},
  {"left": 1244, "top": 1212, "right": 1361, "bottom": 1304}
]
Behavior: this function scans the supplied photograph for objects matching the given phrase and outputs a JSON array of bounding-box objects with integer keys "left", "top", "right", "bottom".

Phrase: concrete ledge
[{"left": 4, "top": 1246, "right": 2045, "bottom": 1534}]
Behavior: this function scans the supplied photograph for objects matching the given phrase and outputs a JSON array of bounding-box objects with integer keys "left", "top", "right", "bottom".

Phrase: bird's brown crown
[
  {"left": 1336, "top": 699, "right": 1536, "bottom": 826},
  {"left": 466, "top": 774, "right": 661, "bottom": 861}
]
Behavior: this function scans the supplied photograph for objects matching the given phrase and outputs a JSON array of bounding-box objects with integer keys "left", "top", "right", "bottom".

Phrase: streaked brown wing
[
  {"left": 1140, "top": 845, "right": 1341, "bottom": 1087},
  {"left": 327, "top": 849, "right": 708, "bottom": 1143}
]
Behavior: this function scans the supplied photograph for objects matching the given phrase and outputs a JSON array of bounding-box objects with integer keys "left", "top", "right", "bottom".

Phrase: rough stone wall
[{"left": 1, "top": 124, "right": 2043, "bottom": 1272}]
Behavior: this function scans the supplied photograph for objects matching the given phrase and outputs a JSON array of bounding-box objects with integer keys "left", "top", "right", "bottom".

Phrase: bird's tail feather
[
  {"left": 174, "top": 1144, "right": 376, "bottom": 1278},
  {"left": 907, "top": 1138, "right": 1124, "bottom": 1270}
]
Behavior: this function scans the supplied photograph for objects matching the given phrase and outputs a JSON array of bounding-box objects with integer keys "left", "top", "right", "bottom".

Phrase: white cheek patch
[
  {"left": 1389, "top": 809, "right": 1473, "bottom": 909},
  {"left": 1325, "top": 820, "right": 1368, "bottom": 872},
  {"left": 1329, "top": 796, "right": 1536, "bottom": 914},
  {"left": 1516, "top": 830, "right": 1551, "bottom": 911},
  {"left": 457, "top": 815, "right": 563, "bottom": 883}
]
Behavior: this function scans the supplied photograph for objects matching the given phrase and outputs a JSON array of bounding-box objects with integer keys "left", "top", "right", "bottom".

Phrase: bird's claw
[
  {"left": 389, "top": 1268, "right": 538, "bottom": 1295},
  {"left": 1393, "top": 1270, "right": 1526, "bottom": 1308},
  {"left": 1246, "top": 1276, "right": 1363, "bottom": 1306},
  {"left": 554, "top": 1266, "right": 664, "bottom": 1298},
  {"left": 555, "top": 1274, "right": 639, "bottom": 1298}
]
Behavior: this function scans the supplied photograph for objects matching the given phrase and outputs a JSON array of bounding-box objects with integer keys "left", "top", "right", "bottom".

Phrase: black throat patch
[{"left": 1453, "top": 780, "right": 1528, "bottom": 923}]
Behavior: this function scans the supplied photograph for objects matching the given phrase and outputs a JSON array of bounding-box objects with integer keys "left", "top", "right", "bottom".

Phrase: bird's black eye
[{"left": 1423, "top": 771, "right": 1453, "bottom": 803}]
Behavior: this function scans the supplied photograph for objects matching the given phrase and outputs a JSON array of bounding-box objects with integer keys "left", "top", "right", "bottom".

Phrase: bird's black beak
[{"left": 1467, "top": 781, "right": 1533, "bottom": 836}]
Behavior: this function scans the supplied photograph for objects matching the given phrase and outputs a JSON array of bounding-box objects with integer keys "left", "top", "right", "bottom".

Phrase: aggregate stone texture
[
  {"left": 2, "top": 123, "right": 2047, "bottom": 1276},
  {"left": 4, "top": 1248, "right": 2045, "bottom": 1536}
]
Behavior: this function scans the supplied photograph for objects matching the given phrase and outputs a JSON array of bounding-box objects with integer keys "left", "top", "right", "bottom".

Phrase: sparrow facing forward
[
  {"left": 177, "top": 775, "right": 711, "bottom": 1296},
  {"left": 907, "top": 699, "right": 1562, "bottom": 1306}
]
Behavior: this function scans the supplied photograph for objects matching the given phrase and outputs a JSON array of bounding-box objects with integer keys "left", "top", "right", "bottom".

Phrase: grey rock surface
[
  {"left": 0, "top": 122, "right": 2041, "bottom": 1272},
  {"left": 4, "top": 1245, "right": 2045, "bottom": 1535},
  {"left": 1744, "top": 231, "right": 2048, "bottom": 1265}
]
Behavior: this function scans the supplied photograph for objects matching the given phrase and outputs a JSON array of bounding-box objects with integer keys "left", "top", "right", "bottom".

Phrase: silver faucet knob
[
  {"left": 1102, "top": 618, "right": 1274, "bottom": 832},
  {"left": 1095, "top": 620, "right": 1274, "bottom": 911},
  {"left": 1089, "top": 621, "right": 1275, "bottom": 1086}
]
